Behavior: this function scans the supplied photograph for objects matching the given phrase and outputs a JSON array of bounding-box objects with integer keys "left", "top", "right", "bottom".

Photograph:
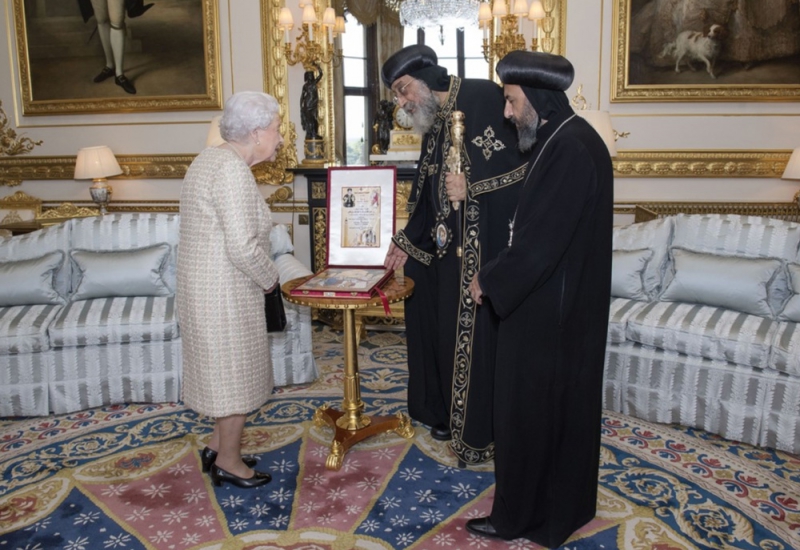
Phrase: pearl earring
[{"left": 256, "top": 140, "right": 260, "bottom": 145}]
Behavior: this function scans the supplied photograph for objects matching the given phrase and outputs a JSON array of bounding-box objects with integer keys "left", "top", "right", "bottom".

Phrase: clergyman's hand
[
  {"left": 469, "top": 274, "right": 483, "bottom": 305},
  {"left": 445, "top": 172, "right": 466, "bottom": 203},
  {"left": 384, "top": 242, "right": 408, "bottom": 271}
]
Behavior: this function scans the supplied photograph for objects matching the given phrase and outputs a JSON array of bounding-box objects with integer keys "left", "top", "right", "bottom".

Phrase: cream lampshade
[
  {"left": 74, "top": 146, "right": 122, "bottom": 215},
  {"left": 782, "top": 147, "right": 800, "bottom": 180},
  {"left": 206, "top": 115, "right": 225, "bottom": 147},
  {"left": 578, "top": 110, "right": 617, "bottom": 157}
]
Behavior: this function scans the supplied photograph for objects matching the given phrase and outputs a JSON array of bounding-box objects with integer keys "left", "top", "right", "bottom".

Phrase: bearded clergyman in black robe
[
  {"left": 466, "top": 51, "right": 613, "bottom": 546},
  {"left": 381, "top": 45, "right": 527, "bottom": 466}
]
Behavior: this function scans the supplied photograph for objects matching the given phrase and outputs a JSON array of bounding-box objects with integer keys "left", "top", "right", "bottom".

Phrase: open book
[{"left": 289, "top": 267, "right": 393, "bottom": 298}]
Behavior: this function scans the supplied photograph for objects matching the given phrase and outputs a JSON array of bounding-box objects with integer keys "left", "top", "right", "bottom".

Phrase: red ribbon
[{"left": 375, "top": 286, "right": 391, "bottom": 316}]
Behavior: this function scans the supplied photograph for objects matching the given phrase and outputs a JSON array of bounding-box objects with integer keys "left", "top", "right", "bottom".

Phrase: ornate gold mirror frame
[{"left": 260, "top": 0, "right": 334, "bottom": 171}]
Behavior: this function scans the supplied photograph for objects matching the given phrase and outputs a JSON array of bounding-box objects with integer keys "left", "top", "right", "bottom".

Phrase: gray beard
[
  {"left": 409, "top": 91, "right": 440, "bottom": 135},
  {"left": 515, "top": 105, "right": 540, "bottom": 153}
]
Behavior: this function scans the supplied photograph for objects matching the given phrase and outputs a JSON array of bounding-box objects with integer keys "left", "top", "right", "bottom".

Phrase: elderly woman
[{"left": 177, "top": 91, "right": 284, "bottom": 489}]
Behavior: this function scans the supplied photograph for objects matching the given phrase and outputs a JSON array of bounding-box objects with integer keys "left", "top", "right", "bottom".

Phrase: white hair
[{"left": 219, "top": 92, "right": 279, "bottom": 143}]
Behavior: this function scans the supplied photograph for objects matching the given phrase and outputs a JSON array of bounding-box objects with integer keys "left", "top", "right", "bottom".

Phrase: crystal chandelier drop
[{"left": 399, "top": 0, "right": 481, "bottom": 31}]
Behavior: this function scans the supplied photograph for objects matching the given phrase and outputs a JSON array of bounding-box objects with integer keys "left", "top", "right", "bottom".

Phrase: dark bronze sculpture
[{"left": 300, "top": 64, "right": 323, "bottom": 140}]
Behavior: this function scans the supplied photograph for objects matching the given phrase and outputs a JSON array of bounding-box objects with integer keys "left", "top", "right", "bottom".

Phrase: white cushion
[
  {"left": 70, "top": 243, "right": 172, "bottom": 301},
  {"left": 612, "top": 217, "right": 674, "bottom": 298},
  {"left": 0, "top": 251, "right": 65, "bottom": 306},
  {"left": 608, "top": 297, "right": 647, "bottom": 344},
  {"left": 660, "top": 248, "right": 782, "bottom": 318},
  {"left": 626, "top": 301, "right": 778, "bottom": 369},
  {"left": 778, "top": 263, "right": 800, "bottom": 322},
  {"left": 270, "top": 224, "right": 294, "bottom": 259},
  {"left": 611, "top": 249, "right": 652, "bottom": 300}
]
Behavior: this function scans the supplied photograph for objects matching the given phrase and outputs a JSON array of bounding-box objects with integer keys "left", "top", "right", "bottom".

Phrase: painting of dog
[{"left": 660, "top": 24, "right": 726, "bottom": 79}]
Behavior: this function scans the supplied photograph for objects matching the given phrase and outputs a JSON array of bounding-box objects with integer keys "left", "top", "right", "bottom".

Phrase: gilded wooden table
[{"left": 282, "top": 275, "right": 415, "bottom": 470}]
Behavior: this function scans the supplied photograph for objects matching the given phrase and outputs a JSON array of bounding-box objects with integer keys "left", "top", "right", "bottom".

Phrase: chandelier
[{"left": 399, "top": 0, "right": 481, "bottom": 32}]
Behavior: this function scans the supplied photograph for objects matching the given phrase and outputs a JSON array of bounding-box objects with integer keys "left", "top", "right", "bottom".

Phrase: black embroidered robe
[
  {"left": 393, "top": 76, "right": 527, "bottom": 464},
  {"left": 478, "top": 111, "right": 614, "bottom": 546}
]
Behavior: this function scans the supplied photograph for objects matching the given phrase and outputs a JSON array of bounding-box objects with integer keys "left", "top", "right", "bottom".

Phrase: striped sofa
[
  {"left": 0, "top": 213, "right": 316, "bottom": 417},
  {"left": 605, "top": 214, "right": 800, "bottom": 455}
]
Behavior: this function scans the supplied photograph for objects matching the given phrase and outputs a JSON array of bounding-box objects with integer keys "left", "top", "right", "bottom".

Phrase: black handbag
[{"left": 264, "top": 285, "right": 287, "bottom": 333}]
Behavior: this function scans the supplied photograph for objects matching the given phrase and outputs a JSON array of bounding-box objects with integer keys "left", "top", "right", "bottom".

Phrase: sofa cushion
[
  {"left": 768, "top": 322, "right": 800, "bottom": 377},
  {"left": 49, "top": 296, "right": 179, "bottom": 348},
  {"left": 0, "top": 304, "right": 63, "bottom": 355},
  {"left": 626, "top": 301, "right": 778, "bottom": 369},
  {"left": 660, "top": 248, "right": 782, "bottom": 318},
  {"left": 68, "top": 213, "right": 180, "bottom": 291},
  {"left": 612, "top": 217, "right": 674, "bottom": 299},
  {"left": 672, "top": 214, "right": 800, "bottom": 315},
  {"left": 0, "top": 251, "right": 65, "bottom": 306},
  {"left": 270, "top": 224, "right": 294, "bottom": 259},
  {"left": 608, "top": 298, "right": 648, "bottom": 344},
  {"left": 611, "top": 249, "right": 653, "bottom": 300},
  {"left": 70, "top": 244, "right": 172, "bottom": 301},
  {"left": 0, "top": 222, "right": 71, "bottom": 298},
  {"left": 777, "top": 263, "right": 800, "bottom": 322}
]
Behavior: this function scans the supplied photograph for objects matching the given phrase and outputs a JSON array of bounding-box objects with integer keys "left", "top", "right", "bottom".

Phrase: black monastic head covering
[
  {"left": 381, "top": 45, "right": 450, "bottom": 92},
  {"left": 496, "top": 51, "right": 575, "bottom": 120}
]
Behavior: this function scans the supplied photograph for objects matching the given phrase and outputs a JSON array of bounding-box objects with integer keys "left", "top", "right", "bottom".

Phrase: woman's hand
[{"left": 265, "top": 280, "right": 279, "bottom": 293}]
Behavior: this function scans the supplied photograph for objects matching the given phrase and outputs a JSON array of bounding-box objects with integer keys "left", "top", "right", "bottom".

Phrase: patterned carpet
[{"left": 1, "top": 325, "right": 799, "bottom": 550}]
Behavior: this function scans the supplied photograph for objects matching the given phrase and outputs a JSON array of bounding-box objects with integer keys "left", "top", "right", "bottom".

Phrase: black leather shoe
[
  {"left": 93, "top": 66, "right": 115, "bottom": 83},
  {"left": 209, "top": 464, "right": 272, "bottom": 488},
  {"left": 466, "top": 517, "right": 502, "bottom": 539},
  {"left": 430, "top": 424, "right": 452, "bottom": 441},
  {"left": 115, "top": 75, "right": 137, "bottom": 94},
  {"left": 199, "top": 447, "right": 257, "bottom": 473}
]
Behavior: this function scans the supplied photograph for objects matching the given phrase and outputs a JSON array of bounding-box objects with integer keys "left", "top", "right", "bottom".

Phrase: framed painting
[
  {"left": 612, "top": 0, "right": 800, "bottom": 102},
  {"left": 13, "top": 0, "right": 221, "bottom": 115}
]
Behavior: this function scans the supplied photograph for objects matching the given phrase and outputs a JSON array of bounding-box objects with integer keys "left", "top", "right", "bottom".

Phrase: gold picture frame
[
  {"left": 612, "top": 0, "right": 800, "bottom": 102},
  {"left": 13, "top": 0, "right": 222, "bottom": 115}
]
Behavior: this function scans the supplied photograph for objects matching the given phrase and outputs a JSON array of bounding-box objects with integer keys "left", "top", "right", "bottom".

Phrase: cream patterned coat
[{"left": 177, "top": 148, "right": 279, "bottom": 417}]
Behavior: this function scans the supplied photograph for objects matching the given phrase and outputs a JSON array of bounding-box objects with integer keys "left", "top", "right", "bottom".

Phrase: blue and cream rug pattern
[{"left": 1, "top": 326, "right": 799, "bottom": 549}]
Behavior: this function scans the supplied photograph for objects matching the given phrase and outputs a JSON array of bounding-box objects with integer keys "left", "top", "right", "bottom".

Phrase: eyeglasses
[{"left": 392, "top": 80, "right": 413, "bottom": 104}]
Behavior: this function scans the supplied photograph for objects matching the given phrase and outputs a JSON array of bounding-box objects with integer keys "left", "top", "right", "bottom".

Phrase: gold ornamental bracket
[{"left": 0, "top": 101, "right": 42, "bottom": 157}]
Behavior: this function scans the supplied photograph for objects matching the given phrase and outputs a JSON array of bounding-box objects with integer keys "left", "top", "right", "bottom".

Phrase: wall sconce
[
  {"left": 74, "top": 146, "right": 122, "bottom": 215},
  {"left": 278, "top": 3, "right": 345, "bottom": 68},
  {"left": 479, "top": 0, "right": 555, "bottom": 63}
]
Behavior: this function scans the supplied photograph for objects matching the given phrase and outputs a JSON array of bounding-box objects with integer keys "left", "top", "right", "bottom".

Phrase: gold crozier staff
[{"left": 445, "top": 110, "right": 465, "bottom": 257}]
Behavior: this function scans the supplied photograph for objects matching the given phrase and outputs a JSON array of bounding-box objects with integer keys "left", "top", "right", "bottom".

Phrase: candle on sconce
[
  {"left": 302, "top": 3, "right": 316, "bottom": 41},
  {"left": 492, "top": 0, "right": 506, "bottom": 37},
  {"left": 278, "top": 7, "right": 294, "bottom": 43},
  {"left": 322, "top": 7, "right": 336, "bottom": 44},
  {"left": 478, "top": 2, "right": 492, "bottom": 41},
  {"left": 528, "top": 0, "right": 545, "bottom": 42}
]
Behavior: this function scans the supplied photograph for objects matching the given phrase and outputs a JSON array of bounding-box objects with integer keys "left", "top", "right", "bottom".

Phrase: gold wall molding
[
  {"left": 0, "top": 155, "right": 294, "bottom": 186},
  {"left": 2, "top": 151, "right": 791, "bottom": 187},
  {"left": 613, "top": 150, "right": 792, "bottom": 178}
]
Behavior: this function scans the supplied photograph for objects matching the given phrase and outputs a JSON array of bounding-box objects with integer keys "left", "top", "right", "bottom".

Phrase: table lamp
[
  {"left": 782, "top": 147, "right": 800, "bottom": 208},
  {"left": 578, "top": 110, "right": 617, "bottom": 157},
  {"left": 74, "top": 146, "right": 122, "bottom": 215},
  {"left": 206, "top": 115, "right": 224, "bottom": 147}
]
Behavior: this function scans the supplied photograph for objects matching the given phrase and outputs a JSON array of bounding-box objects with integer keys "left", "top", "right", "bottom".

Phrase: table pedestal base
[{"left": 313, "top": 404, "right": 415, "bottom": 470}]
